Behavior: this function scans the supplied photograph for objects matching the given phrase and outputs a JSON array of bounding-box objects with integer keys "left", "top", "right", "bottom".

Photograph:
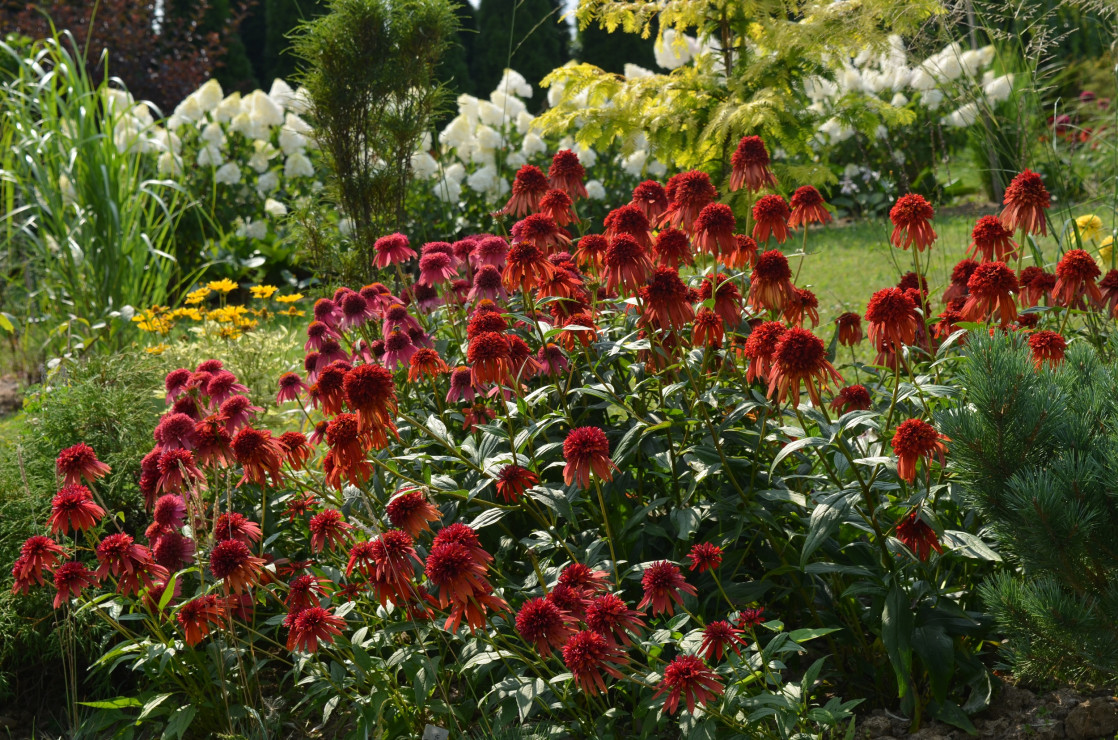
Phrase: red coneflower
[
  {"left": 720, "top": 234, "right": 758, "bottom": 270},
  {"left": 152, "top": 531, "right": 195, "bottom": 571},
  {"left": 516, "top": 597, "right": 576, "bottom": 657},
  {"left": 788, "top": 186, "right": 832, "bottom": 228},
  {"left": 495, "top": 464, "right": 538, "bottom": 503},
  {"left": 891, "top": 419, "right": 947, "bottom": 484},
  {"left": 640, "top": 266, "right": 695, "bottom": 330},
  {"left": 539, "top": 189, "right": 576, "bottom": 227},
  {"left": 741, "top": 321, "right": 786, "bottom": 384},
  {"left": 652, "top": 228, "right": 693, "bottom": 269},
  {"left": 549, "top": 150, "right": 588, "bottom": 200},
  {"left": 468, "top": 264, "right": 507, "bottom": 304},
  {"left": 1028, "top": 330, "right": 1067, "bottom": 369},
  {"left": 963, "top": 261, "right": 1019, "bottom": 324},
  {"left": 835, "top": 312, "right": 862, "bottom": 346},
  {"left": 660, "top": 170, "right": 717, "bottom": 232},
  {"left": 654, "top": 655, "right": 724, "bottom": 715},
  {"left": 692, "top": 309, "right": 724, "bottom": 349},
  {"left": 205, "top": 371, "right": 250, "bottom": 408},
  {"left": 638, "top": 561, "right": 696, "bottom": 616},
  {"left": 631, "top": 180, "right": 669, "bottom": 222},
  {"left": 699, "top": 273, "right": 743, "bottom": 327},
  {"left": 513, "top": 213, "right": 571, "bottom": 255},
  {"left": 562, "top": 427, "right": 615, "bottom": 489},
  {"left": 1000, "top": 169, "right": 1050, "bottom": 236},
  {"left": 562, "top": 629, "right": 628, "bottom": 694},
  {"left": 890, "top": 193, "right": 937, "bottom": 251},
  {"left": 687, "top": 542, "right": 723, "bottom": 572},
  {"left": 865, "top": 288, "right": 918, "bottom": 352},
  {"left": 289, "top": 606, "right": 345, "bottom": 653},
  {"left": 154, "top": 412, "right": 197, "bottom": 451},
  {"left": 52, "top": 561, "right": 97, "bottom": 608},
  {"left": 784, "top": 287, "right": 820, "bottom": 328},
  {"left": 604, "top": 204, "right": 653, "bottom": 250},
  {"left": 309, "top": 509, "right": 353, "bottom": 552},
  {"left": 55, "top": 443, "right": 111, "bottom": 487},
  {"left": 751, "top": 194, "right": 791, "bottom": 244},
  {"left": 1100, "top": 270, "right": 1118, "bottom": 317},
  {"left": 467, "top": 331, "right": 512, "bottom": 387},
  {"left": 1019, "top": 267, "right": 1056, "bottom": 307},
  {"left": 284, "top": 492, "right": 318, "bottom": 522},
  {"left": 701, "top": 620, "right": 747, "bottom": 662},
  {"left": 604, "top": 234, "right": 654, "bottom": 294},
  {"left": 749, "top": 250, "right": 795, "bottom": 312},
  {"left": 373, "top": 232, "right": 416, "bottom": 268},
  {"left": 343, "top": 363, "right": 398, "bottom": 434},
  {"left": 730, "top": 135, "right": 778, "bottom": 193},
  {"left": 177, "top": 594, "right": 225, "bottom": 646},
  {"left": 406, "top": 347, "right": 448, "bottom": 383},
  {"left": 213, "top": 511, "right": 263, "bottom": 544},
  {"left": 275, "top": 372, "right": 307, "bottom": 405},
  {"left": 894, "top": 512, "right": 943, "bottom": 561},
  {"left": 934, "top": 308, "right": 965, "bottom": 340},
  {"left": 323, "top": 414, "right": 374, "bottom": 490},
  {"left": 738, "top": 606, "right": 767, "bottom": 628},
  {"left": 692, "top": 203, "right": 738, "bottom": 257},
  {"left": 49, "top": 484, "right": 105, "bottom": 534},
  {"left": 558, "top": 562, "right": 611, "bottom": 595},
  {"left": 768, "top": 327, "right": 843, "bottom": 407},
  {"left": 304, "top": 321, "right": 336, "bottom": 353},
  {"left": 830, "top": 384, "right": 872, "bottom": 414},
  {"left": 502, "top": 164, "right": 550, "bottom": 217},
  {"left": 153, "top": 494, "right": 186, "bottom": 529},
  {"left": 1052, "top": 248, "right": 1102, "bottom": 308},
  {"left": 943, "top": 259, "right": 980, "bottom": 305},
  {"left": 968, "top": 215, "right": 1018, "bottom": 262},
  {"left": 573, "top": 233, "right": 608, "bottom": 270},
  {"left": 425, "top": 541, "right": 508, "bottom": 633},
  {"left": 504, "top": 241, "right": 556, "bottom": 293},
  {"left": 14, "top": 536, "right": 66, "bottom": 587},
  {"left": 231, "top": 427, "right": 286, "bottom": 487},
  {"left": 277, "top": 430, "right": 310, "bottom": 470},
  {"left": 368, "top": 529, "right": 421, "bottom": 601},
  {"left": 209, "top": 538, "right": 265, "bottom": 593},
  {"left": 194, "top": 416, "right": 234, "bottom": 469},
  {"left": 219, "top": 394, "right": 263, "bottom": 434},
  {"left": 583, "top": 593, "right": 644, "bottom": 648},
  {"left": 387, "top": 489, "right": 441, "bottom": 537},
  {"left": 547, "top": 583, "right": 590, "bottom": 621}
]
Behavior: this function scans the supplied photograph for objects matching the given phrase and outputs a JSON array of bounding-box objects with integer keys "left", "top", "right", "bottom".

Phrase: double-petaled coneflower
[
  {"left": 502, "top": 164, "right": 550, "bottom": 217},
  {"left": 963, "top": 261, "right": 1019, "bottom": 324},
  {"left": 562, "top": 426, "right": 615, "bottom": 489},
  {"left": 604, "top": 234, "right": 654, "bottom": 294},
  {"left": 1000, "top": 169, "right": 1050, "bottom": 236},
  {"left": 692, "top": 203, "right": 738, "bottom": 257},
  {"left": 767, "top": 327, "right": 844, "bottom": 407},
  {"left": 751, "top": 194, "right": 791, "bottom": 244},
  {"left": 55, "top": 443, "right": 111, "bottom": 487},
  {"left": 548, "top": 150, "right": 588, "bottom": 200},
  {"left": 638, "top": 561, "right": 696, "bottom": 616},
  {"left": 631, "top": 180, "right": 669, "bottom": 222},
  {"left": 749, "top": 250, "right": 795, "bottom": 312},
  {"left": 1028, "top": 330, "right": 1067, "bottom": 369},
  {"left": 889, "top": 194, "right": 936, "bottom": 251},
  {"left": 373, "top": 233, "right": 416, "bottom": 268},
  {"left": 968, "top": 215, "right": 1018, "bottom": 262},
  {"left": 788, "top": 186, "right": 831, "bottom": 228},
  {"left": 891, "top": 419, "right": 947, "bottom": 484},
  {"left": 730, "top": 135, "right": 778, "bottom": 193},
  {"left": 660, "top": 171, "right": 717, "bottom": 232}
]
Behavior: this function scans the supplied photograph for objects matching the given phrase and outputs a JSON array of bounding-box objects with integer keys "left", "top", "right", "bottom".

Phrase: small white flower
[
  {"left": 443, "top": 162, "right": 466, "bottom": 184},
  {"left": 201, "top": 122, "right": 226, "bottom": 148},
  {"left": 477, "top": 100, "right": 507, "bottom": 128},
  {"left": 411, "top": 151, "right": 440, "bottom": 180},
  {"left": 585, "top": 179, "right": 606, "bottom": 200},
  {"left": 476, "top": 124, "right": 503, "bottom": 152},
  {"left": 942, "top": 102, "right": 979, "bottom": 128},
  {"left": 496, "top": 69, "right": 532, "bottom": 99},
  {"left": 521, "top": 133, "right": 547, "bottom": 157},
  {"left": 467, "top": 164, "right": 500, "bottom": 194},
  {"left": 243, "top": 219, "right": 268, "bottom": 239},
  {"left": 654, "top": 29, "right": 695, "bottom": 70},
  {"left": 256, "top": 171, "right": 280, "bottom": 193},
  {"left": 196, "top": 79, "right": 224, "bottom": 112},
  {"left": 515, "top": 110, "right": 535, "bottom": 136},
  {"left": 623, "top": 63, "right": 654, "bottom": 78},
  {"left": 922, "top": 88, "right": 944, "bottom": 110},
  {"left": 647, "top": 160, "right": 667, "bottom": 178},
  {"left": 197, "top": 144, "right": 223, "bottom": 167},
  {"left": 621, "top": 150, "right": 648, "bottom": 177},
  {"left": 490, "top": 91, "right": 526, "bottom": 121},
  {"left": 984, "top": 74, "right": 1014, "bottom": 104},
  {"left": 264, "top": 198, "right": 288, "bottom": 218},
  {"left": 158, "top": 152, "right": 183, "bottom": 176},
  {"left": 433, "top": 175, "right": 461, "bottom": 203},
  {"left": 172, "top": 94, "right": 204, "bottom": 124},
  {"left": 268, "top": 79, "right": 296, "bottom": 111},
  {"left": 285, "top": 150, "right": 315, "bottom": 178},
  {"left": 214, "top": 92, "right": 243, "bottom": 123},
  {"left": 248, "top": 140, "right": 278, "bottom": 173},
  {"left": 890, "top": 92, "right": 909, "bottom": 107},
  {"left": 215, "top": 162, "right": 242, "bottom": 185},
  {"left": 505, "top": 152, "right": 527, "bottom": 169}
]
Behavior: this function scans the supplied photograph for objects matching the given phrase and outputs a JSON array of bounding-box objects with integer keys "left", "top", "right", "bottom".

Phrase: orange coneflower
[
  {"left": 539, "top": 189, "right": 576, "bottom": 226},
  {"left": 1000, "top": 169, "right": 1050, "bottom": 236},
  {"left": 177, "top": 594, "right": 225, "bottom": 646},
  {"left": 573, "top": 233, "right": 608, "bottom": 271},
  {"left": 741, "top": 320, "right": 786, "bottom": 384},
  {"left": 720, "top": 234, "right": 758, "bottom": 270},
  {"left": 502, "top": 164, "right": 550, "bottom": 217},
  {"left": 467, "top": 331, "right": 512, "bottom": 386},
  {"left": 640, "top": 266, "right": 695, "bottom": 330},
  {"left": 835, "top": 312, "right": 862, "bottom": 346},
  {"left": 52, "top": 561, "right": 98, "bottom": 608},
  {"left": 891, "top": 418, "right": 946, "bottom": 484},
  {"left": 751, "top": 194, "right": 791, "bottom": 245},
  {"left": 513, "top": 213, "right": 571, "bottom": 255},
  {"left": 387, "top": 489, "right": 441, "bottom": 537},
  {"left": 631, "top": 180, "right": 669, "bottom": 222},
  {"left": 503, "top": 241, "right": 556, "bottom": 293},
  {"left": 1028, "top": 330, "right": 1067, "bottom": 369},
  {"left": 788, "top": 186, "right": 831, "bottom": 228},
  {"left": 783, "top": 287, "right": 819, "bottom": 328},
  {"left": 968, "top": 215, "right": 1018, "bottom": 262},
  {"left": 495, "top": 464, "right": 538, "bottom": 503},
  {"left": 943, "top": 259, "right": 980, "bottom": 305},
  {"left": 49, "top": 485, "right": 105, "bottom": 534},
  {"left": 585, "top": 593, "right": 645, "bottom": 646},
  {"left": 865, "top": 288, "right": 918, "bottom": 352},
  {"left": 889, "top": 194, "right": 937, "bottom": 251},
  {"left": 323, "top": 413, "right": 374, "bottom": 490},
  {"left": 730, "top": 135, "right": 778, "bottom": 193},
  {"left": 408, "top": 348, "right": 449, "bottom": 382},
  {"left": 749, "top": 250, "right": 795, "bottom": 312},
  {"left": 766, "top": 327, "right": 843, "bottom": 407},
  {"left": 962, "top": 261, "right": 1019, "bottom": 324},
  {"left": 209, "top": 538, "right": 265, "bottom": 593},
  {"left": 604, "top": 204, "right": 653, "bottom": 250},
  {"left": 692, "top": 308, "right": 724, "bottom": 348},
  {"left": 563, "top": 629, "right": 629, "bottom": 694},
  {"left": 343, "top": 363, "right": 398, "bottom": 434},
  {"left": 1052, "top": 249, "right": 1102, "bottom": 308},
  {"left": 604, "top": 234, "right": 654, "bottom": 294}
]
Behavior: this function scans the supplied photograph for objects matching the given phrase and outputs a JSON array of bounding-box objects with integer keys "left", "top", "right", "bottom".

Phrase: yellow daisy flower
[
  {"left": 1099, "top": 235, "right": 1114, "bottom": 267},
  {"left": 275, "top": 293, "right": 303, "bottom": 304},
  {"left": 207, "top": 278, "right": 239, "bottom": 294},
  {"left": 250, "top": 284, "right": 278, "bottom": 299},
  {"left": 185, "top": 287, "right": 211, "bottom": 304},
  {"left": 1074, "top": 214, "right": 1103, "bottom": 244},
  {"left": 280, "top": 307, "right": 306, "bottom": 317},
  {"left": 145, "top": 343, "right": 170, "bottom": 355}
]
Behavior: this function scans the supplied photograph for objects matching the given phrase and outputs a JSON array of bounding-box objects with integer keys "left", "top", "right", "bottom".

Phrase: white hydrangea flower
[
  {"left": 959, "top": 49, "right": 985, "bottom": 78},
  {"left": 338, "top": 217, "right": 354, "bottom": 236},
  {"left": 547, "top": 78, "right": 566, "bottom": 109},
  {"left": 804, "top": 76, "right": 838, "bottom": 102},
  {"left": 922, "top": 88, "right": 944, "bottom": 110},
  {"left": 890, "top": 67, "right": 912, "bottom": 90},
  {"left": 151, "top": 128, "right": 182, "bottom": 155},
  {"left": 256, "top": 170, "right": 280, "bottom": 193},
  {"left": 268, "top": 79, "right": 296, "bottom": 111},
  {"left": 264, "top": 198, "right": 288, "bottom": 218},
  {"left": 490, "top": 91, "right": 526, "bottom": 121},
  {"left": 839, "top": 66, "right": 863, "bottom": 93},
  {"left": 288, "top": 86, "right": 312, "bottom": 115},
  {"left": 457, "top": 94, "right": 480, "bottom": 123},
  {"left": 984, "top": 74, "right": 1014, "bottom": 103},
  {"left": 279, "top": 122, "right": 308, "bottom": 156},
  {"left": 505, "top": 152, "right": 527, "bottom": 169},
  {"left": 158, "top": 152, "right": 183, "bottom": 176},
  {"left": 172, "top": 94, "right": 204, "bottom": 124},
  {"left": 214, "top": 92, "right": 243, "bottom": 123},
  {"left": 496, "top": 69, "right": 532, "bottom": 99},
  {"left": 433, "top": 175, "right": 461, "bottom": 203},
  {"left": 654, "top": 29, "right": 695, "bottom": 70},
  {"left": 574, "top": 144, "right": 597, "bottom": 168},
  {"left": 444, "top": 162, "right": 467, "bottom": 184},
  {"left": 229, "top": 112, "right": 253, "bottom": 138},
  {"left": 197, "top": 144, "right": 223, "bottom": 167},
  {"left": 201, "top": 122, "right": 226, "bottom": 148},
  {"left": 285, "top": 150, "right": 314, "bottom": 178},
  {"left": 521, "top": 133, "right": 547, "bottom": 157},
  {"left": 942, "top": 102, "right": 979, "bottom": 128},
  {"left": 890, "top": 92, "right": 909, "bottom": 107},
  {"left": 477, "top": 100, "right": 506, "bottom": 128},
  {"left": 908, "top": 67, "right": 936, "bottom": 91},
  {"left": 249, "top": 140, "right": 278, "bottom": 173},
  {"left": 440, "top": 115, "right": 474, "bottom": 151},
  {"left": 648, "top": 160, "right": 667, "bottom": 178},
  {"left": 467, "top": 164, "right": 501, "bottom": 194},
  {"left": 515, "top": 110, "right": 535, "bottom": 136},
  {"left": 471, "top": 147, "right": 496, "bottom": 168},
  {"left": 215, "top": 162, "right": 242, "bottom": 185},
  {"left": 197, "top": 79, "right": 224, "bottom": 112},
  {"left": 243, "top": 90, "right": 285, "bottom": 138},
  {"left": 621, "top": 149, "right": 648, "bottom": 177},
  {"left": 623, "top": 63, "right": 655, "bottom": 78},
  {"left": 237, "top": 219, "right": 268, "bottom": 239},
  {"left": 476, "top": 124, "right": 503, "bottom": 152},
  {"left": 411, "top": 151, "right": 440, "bottom": 180},
  {"left": 585, "top": 179, "right": 606, "bottom": 200}
]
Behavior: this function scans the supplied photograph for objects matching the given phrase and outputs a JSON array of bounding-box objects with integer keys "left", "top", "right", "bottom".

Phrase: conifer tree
[
  {"left": 940, "top": 331, "right": 1118, "bottom": 684},
  {"left": 473, "top": 0, "right": 568, "bottom": 108}
]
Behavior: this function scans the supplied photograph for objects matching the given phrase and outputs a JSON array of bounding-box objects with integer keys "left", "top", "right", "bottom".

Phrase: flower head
[
  {"left": 373, "top": 232, "right": 416, "bottom": 268},
  {"left": 891, "top": 419, "right": 947, "bottom": 484},
  {"left": 687, "top": 542, "right": 723, "bottom": 573},
  {"left": 177, "top": 594, "right": 225, "bottom": 646},
  {"left": 231, "top": 427, "right": 286, "bottom": 487},
  {"left": 789, "top": 185, "right": 831, "bottom": 228},
  {"left": 495, "top": 464, "right": 538, "bottom": 503},
  {"left": 835, "top": 312, "right": 862, "bottom": 346},
  {"left": 56, "top": 443, "right": 111, "bottom": 487},
  {"left": 503, "top": 164, "right": 550, "bottom": 217},
  {"left": 209, "top": 538, "right": 266, "bottom": 593},
  {"left": 1000, "top": 169, "right": 1050, "bottom": 235},
  {"left": 830, "top": 384, "right": 872, "bottom": 414},
  {"left": 692, "top": 203, "right": 737, "bottom": 257},
  {"left": 969, "top": 215, "right": 1018, "bottom": 262},
  {"left": 767, "top": 327, "right": 843, "bottom": 407},
  {"left": 660, "top": 171, "right": 716, "bottom": 231},
  {"left": 14, "top": 535, "right": 67, "bottom": 587},
  {"left": 604, "top": 234, "right": 653, "bottom": 294},
  {"left": 563, "top": 427, "right": 614, "bottom": 489},
  {"left": 749, "top": 250, "right": 795, "bottom": 312},
  {"left": 467, "top": 331, "right": 512, "bottom": 386},
  {"left": 865, "top": 288, "right": 918, "bottom": 353},
  {"left": 889, "top": 194, "right": 937, "bottom": 251},
  {"left": 654, "top": 655, "right": 724, "bottom": 715},
  {"left": 49, "top": 484, "right": 105, "bottom": 534},
  {"left": 516, "top": 597, "right": 576, "bottom": 657},
  {"left": 387, "top": 489, "right": 441, "bottom": 537},
  {"left": 52, "top": 561, "right": 98, "bottom": 608},
  {"left": 549, "top": 150, "right": 588, "bottom": 200},
  {"left": 343, "top": 363, "right": 398, "bottom": 435},
  {"left": 652, "top": 228, "right": 693, "bottom": 268},
  {"left": 741, "top": 320, "right": 786, "bottom": 384},
  {"left": 309, "top": 509, "right": 353, "bottom": 552},
  {"left": 638, "top": 561, "right": 696, "bottom": 616},
  {"left": 1028, "top": 330, "right": 1067, "bottom": 369},
  {"left": 730, "top": 136, "right": 777, "bottom": 192},
  {"left": 894, "top": 512, "right": 942, "bottom": 561},
  {"left": 700, "top": 621, "right": 747, "bottom": 662},
  {"left": 1052, "top": 248, "right": 1103, "bottom": 308},
  {"left": 963, "top": 261, "right": 1019, "bottom": 325},
  {"left": 562, "top": 629, "right": 628, "bottom": 694},
  {"left": 751, "top": 194, "right": 791, "bottom": 244},
  {"left": 640, "top": 266, "right": 695, "bottom": 329},
  {"left": 289, "top": 606, "right": 345, "bottom": 653}
]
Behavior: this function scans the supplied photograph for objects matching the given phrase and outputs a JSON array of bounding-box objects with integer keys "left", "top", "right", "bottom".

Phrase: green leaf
[
  {"left": 137, "top": 693, "right": 174, "bottom": 722},
  {"left": 933, "top": 700, "right": 978, "bottom": 735},
  {"left": 157, "top": 573, "right": 178, "bottom": 612},
  {"left": 78, "top": 697, "right": 143, "bottom": 710},
  {"left": 771, "top": 436, "right": 827, "bottom": 473},
  {"left": 882, "top": 583, "right": 914, "bottom": 699},
  {"left": 942, "top": 530, "right": 1002, "bottom": 561},
  {"left": 788, "top": 627, "right": 840, "bottom": 643},
  {"left": 800, "top": 497, "right": 847, "bottom": 567},
  {"left": 514, "top": 678, "right": 548, "bottom": 722},
  {"left": 913, "top": 623, "right": 953, "bottom": 703},
  {"left": 161, "top": 706, "right": 196, "bottom": 740},
  {"left": 469, "top": 508, "right": 506, "bottom": 530},
  {"left": 0, "top": 313, "right": 13, "bottom": 333}
]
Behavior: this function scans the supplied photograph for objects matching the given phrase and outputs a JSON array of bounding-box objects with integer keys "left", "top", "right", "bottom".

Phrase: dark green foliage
[
  {"left": 0, "top": 352, "right": 163, "bottom": 706},
  {"left": 575, "top": 22, "right": 655, "bottom": 75},
  {"left": 473, "top": 0, "right": 568, "bottom": 109},
  {"left": 265, "top": 0, "right": 328, "bottom": 83},
  {"left": 291, "top": 0, "right": 458, "bottom": 283},
  {"left": 940, "top": 332, "right": 1118, "bottom": 684},
  {"left": 438, "top": 0, "right": 479, "bottom": 98}
]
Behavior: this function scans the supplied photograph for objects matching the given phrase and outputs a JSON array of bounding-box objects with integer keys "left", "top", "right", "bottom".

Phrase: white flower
[
  {"left": 467, "top": 164, "right": 501, "bottom": 194},
  {"left": 959, "top": 49, "right": 985, "bottom": 77},
  {"left": 151, "top": 128, "right": 182, "bottom": 155},
  {"left": 172, "top": 94, "right": 204, "bottom": 124},
  {"left": 942, "top": 102, "right": 979, "bottom": 128},
  {"left": 197, "top": 79, "right": 224, "bottom": 112},
  {"left": 471, "top": 147, "right": 496, "bottom": 168},
  {"left": 521, "top": 133, "right": 547, "bottom": 157},
  {"left": 515, "top": 110, "right": 535, "bottom": 136},
  {"left": 490, "top": 90, "right": 527, "bottom": 121},
  {"left": 621, "top": 149, "right": 648, "bottom": 177},
  {"left": 654, "top": 29, "right": 695, "bottom": 70},
  {"left": 201, "top": 122, "right": 226, "bottom": 148},
  {"left": 585, "top": 179, "right": 606, "bottom": 200},
  {"left": 440, "top": 115, "right": 474, "bottom": 151},
  {"left": 288, "top": 87, "right": 312, "bottom": 115},
  {"left": 59, "top": 174, "right": 77, "bottom": 207},
  {"left": 477, "top": 100, "right": 507, "bottom": 128},
  {"left": 256, "top": 170, "right": 280, "bottom": 193},
  {"left": 977, "top": 45, "right": 996, "bottom": 68},
  {"left": 197, "top": 144, "right": 223, "bottom": 167},
  {"left": 890, "top": 92, "right": 909, "bottom": 107},
  {"left": 229, "top": 112, "right": 253, "bottom": 138},
  {"left": 237, "top": 219, "right": 268, "bottom": 240},
  {"left": 476, "top": 124, "right": 503, "bottom": 152},
  {"left": 819, "top": 117, "right": 853, "bottom": 143},
  {"left": 647, "top": 160, "right": 667, "bottom": 178},
  {"left": 433, "top": 175, "right": 461, "bottom": 203},
  {"left": 908, "top": 67, "right": 936, "bottom": 91},
  {"left": 215, "top": 92, "right": 243, "bottom": 123},
  {"left": 804, "top": 75, "right": 838, "bottom": 102},
  {"left": 264, "top": 198, "right": 288, "bottom": 218},
  {"left": 922, "top": 88, "right": 944, "bottom": 110},
  {"left": 839, "top": 66, "right": 863, "bottom": 93},
  {"left": 243, "top": 90, "right": 285, "bottom": 137},
  {"left": 411, "top": 151, "right": 440, "bottom": 180},
  {"left": 279, "top": 122, "right": 308, "bottom": 155},
  {"left": 505, "top": 152, "right": 527, "bottom": 169},
  {"left": 443, "top": 162, "right": 467, "bottom": 184},
  {"left": 249, "top": 140, "right": 278, "bottom": 173},
  {"left": 285, "top": 150, "right": 314, "bottom": 178},
  {"left": 890, "top": 67, "right": 912, "bottom": 90},
  {"left": 457, "top": 94, "right": 480, "bottom": 123},
  {"left": 158, "top": 152, "right": 183, "bottom": 176},
  {"left": 624, "top": 63, "right": 655, "bottom": 79},
  {"left": 574, "top": 144, "right": 597, "bottom": 168},
  {"left": 547, "top": 79, "right": 566, "bottom": 109},
  {"left": 338, "top": 218, "right": 354, "bottom": 236},
  {"left": 984, "top": 74, "right": 1014, "bottom": 103},
  {"left": 215, "top": 162, "right": 242, "bottom": 185},
  {"left": 496, "top": 69, "right": 532, "bottom": 99},
  {"left": 268, "top": 79, "right": 296, "bottom": 111}
]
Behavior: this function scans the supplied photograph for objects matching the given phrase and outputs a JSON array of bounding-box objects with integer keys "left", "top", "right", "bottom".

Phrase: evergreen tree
[
  {"left": 438, "top": 0, "right": 478, "bottom": 98},
  {"left": 940, "top": 331, "right": 1118, "bottom": 684},
  {"left": 266, "top": 0, "right": 328, "bottom": 82},
  {"left": 575, "top": 21, "right": 655, "bottom": 75},
  {"left": 473, "top": 0, "right": 568, "bottom": 108}
]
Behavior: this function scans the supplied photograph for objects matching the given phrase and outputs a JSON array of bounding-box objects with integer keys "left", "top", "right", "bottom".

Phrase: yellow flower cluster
[{"left": 134, "top": 283, "right": 302, "bottom": 342}]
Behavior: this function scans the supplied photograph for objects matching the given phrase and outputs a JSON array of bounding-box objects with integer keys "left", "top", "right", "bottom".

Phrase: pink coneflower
[
  {"left": 381, "top": 329, "right": 417, "bottom": 370},
  {"left": 55, "top": 443, "right": 111, "bottom": 486},
  {"left": 563, "top": 427, "right": 615, "bottom": 489},
  {"left": 218, "top": 394, "right": 263, "bottom": 434},
  {"left": 654, "top": 655, "right": 724, "bottom": 715},
  {"left": 446, "top": 366, "right": 479, "bottom": 403},
  {"left": 730, "top": 135, "right": 777, "bottom": 193},
  {"left": 536, "top": 343, "right": 569, "bottom": 375},
  {"left": 890, "top": 194, "right": 937, "bottom": 251},
  {"left": 164, "top": 368, "right": 192, "bottom": 404},
  {"left": 153, "top": 493, "right": 187, "bottom": 529},
  {"left": 418, "top": 252, "right": 457, "bottom": 287},
  {"left": 631, "top": 180, "right": 669, "bottom": 222},
  {"left": 472, "top": 236, "right": 509, "bottom": 269},
  {"left": 548, "top": 150, "right": 588, "bottom": 200},
  {"left": 751, "top": 194, "right": 791, "bottom": 244},
  {"left": 313, "top": 298, "right": 342, "bottom": 328},
  {"left": 194, "top": 415, "right": 234, "bottom": 468},
  {"left": 661, "top": 170, "right": 717, "bottom": 232},
  {"left": 339, "top": 292, "right": 374, "bottom": 329},
  {"left": 894, "top": 512, "right": 943, "bottom": 561},
  {"left": 309, "top": 509, "right": 353, "bottom": 552},
  {"left": 154, "top": 412, "right": 197, "bottom": 451},
  {"left": 152, "top": 531, "right": 195, "bottom": 570},
  {"left": 94, "top": 532, "right": 151, "bottom": 579},
  {"left": 205, "top": 371, "right": 249, "bottom": 408},
  {"left": 49, "top": 484, "right": 105, "bottom": 534},
  {"left": 373, "top": 233, "right": 416, "bottom": 268},
  {"left": 638, "top": 561, "right": 696, "bottom": 616},
  {"left": 468, "top": 264, "right": 507, "bottom": 303},
  {"left": 276, "top": 372, "right": 307, "bottom": 404}
]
